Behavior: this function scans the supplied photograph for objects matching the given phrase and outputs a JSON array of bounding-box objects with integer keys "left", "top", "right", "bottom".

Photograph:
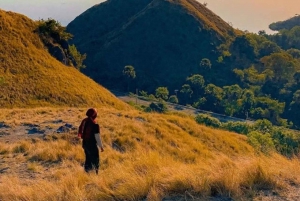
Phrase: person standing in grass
[{"left": 78, "top": 108, "right": 104, "bottom": 174}]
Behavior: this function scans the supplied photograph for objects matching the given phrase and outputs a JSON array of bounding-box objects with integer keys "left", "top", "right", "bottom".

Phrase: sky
[{"left": 0, "top": 0, "right": 299, "bottom": 34}]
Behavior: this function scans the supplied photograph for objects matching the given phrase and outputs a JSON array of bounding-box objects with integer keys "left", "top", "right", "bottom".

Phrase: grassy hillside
[
  {"left": 1, "top": 108, "right": 300, "bottom": 200},
  {"left": 0, "top": 10, "right": 127, "bottom": 109},
  {"left": 67, "top": 0, "right": 235, "bottom": 92}
]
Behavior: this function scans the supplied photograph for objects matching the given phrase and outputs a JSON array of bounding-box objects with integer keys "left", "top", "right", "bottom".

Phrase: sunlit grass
[
  {"left": 1, "top": 108, "right": 300, "bottom": 200},
  {"left": 0, "top": 10, "right": 128, "bottom": 109}
]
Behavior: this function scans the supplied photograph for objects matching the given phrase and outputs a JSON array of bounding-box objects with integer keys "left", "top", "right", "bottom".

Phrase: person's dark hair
[{"left": 86, "top": 108, "right": 97, "bottom": 119}]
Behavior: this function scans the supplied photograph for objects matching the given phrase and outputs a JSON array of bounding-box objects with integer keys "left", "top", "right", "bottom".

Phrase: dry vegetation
[
  {"left": 1, "top": 6, "right": 300, "bottom": 201},
  {"left": 0, "top": 10, "right": 127, "bottom": 109},
  {"left": 169, "top": 0, "right": 235, "bottom": 39},
  {"left": 1, "top": 107, "right": 300, "bottom": 201}
]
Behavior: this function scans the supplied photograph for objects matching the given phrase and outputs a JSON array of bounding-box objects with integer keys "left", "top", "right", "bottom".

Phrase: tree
[
  {"left": 148, "top": 102, "right": 168, "bottom": 113},
  {"left": 255, "top": 97, "right": 285, "bottom": 125},
  {"left": 37, "top": 18, "right": 73, "bottom": 42},
  {"left": 258, "top": 30, "right": 267, "bottom": 36},
  {"left": 230, "top": 35, "right": 257, "bottom": 62},
  {"left": 123, "top": 65, "right": 136, "bottom": 92},
  {"left": 204, "top": 84, "right": 223, "bottom": 113},
  {"left": 287, "top": 48, "right": 300, "bottom": 59},
  {"left": 239, "top": 90, "right": 255, "bottom": 118},
  {"left": 155, "top": 87, "right": 169, "bottom": 101},
  {"left": 169, "top": 95, "right": 178, "bottom": 104},
  {"left": 180, "top": 84, "right": 193, "bottom": 104},
  {"left": 222, "top": 85, "right": 243, "bottom": 116},
  {"left": 258, "top": 41, "right": 281, "bottom": 58},
  {"left": 186, "top": 74, "right": 205, "bottom": 98},
  {"left": 260, "top": 53, "right": 297, "bottom": 98},
  {"left": 199, "top": 58, "right": 212, "bottom": 69},
  {"left": 69, "top": 45, "right": 87, "bottom": 70},
  {"left": 287, "top": 90, "right": 300, "bottom": 128}
]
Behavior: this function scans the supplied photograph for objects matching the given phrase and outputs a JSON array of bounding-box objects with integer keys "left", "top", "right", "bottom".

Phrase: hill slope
[
  {"left": 0, "top": 10, "right": 127, "bottom": 109},
  {"left": 269, "top": 15, "right": 300, "bottom": 31},
  {"left": 1, "top": 108, "right": 300, "bottom": 200},
  {"left": 67, "top": 0, "right": 235, "bottom": 92}
]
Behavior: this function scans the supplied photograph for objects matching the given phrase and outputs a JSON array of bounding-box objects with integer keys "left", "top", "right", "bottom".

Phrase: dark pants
[{"left": 83, "top": 144, "right": 99, "bottom": 174}]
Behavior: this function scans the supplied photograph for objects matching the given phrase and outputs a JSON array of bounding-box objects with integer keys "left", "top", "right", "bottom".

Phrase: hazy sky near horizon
[{"left": 0, "top": 0, "right": 299, "bottom": 33}]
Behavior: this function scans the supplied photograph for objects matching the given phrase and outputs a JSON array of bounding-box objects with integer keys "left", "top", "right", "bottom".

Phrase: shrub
[
  {"left": 253, "top": 119, "right": 273, "bottom": 134},
  {"left": 37, "top": 19, "right": 72, "bottom": 41},
  {"left": 195, "top": 114, "right": 221, "bottom": 128},
  {"left": 222, "top": 121, "right": 252, "bottom": 135},
  {"left": 68, "top": 44, "right": 86, "bottom": 70},
  {"left": 247, "top": 131, "right": 275, "bottom": 154},
  {"left": 169, "top": 95, "right": 178, "bottom": 104},
  {"left": 148, "top": 102, "right": 168, "bottom": 113},
  {"left": 271, "top": 128, "right": 300, "bottom": 156}
]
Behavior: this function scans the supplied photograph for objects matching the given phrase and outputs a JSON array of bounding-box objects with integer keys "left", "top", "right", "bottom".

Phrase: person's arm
[
  {"left": 95, "top": 133, "right": 104, "bottom": 152},
  {"left": 78, "top": 118, "right": 86, "bottom": 138},
  {"left": 95, "top": 124, "right": 104, "bottom": 152}
]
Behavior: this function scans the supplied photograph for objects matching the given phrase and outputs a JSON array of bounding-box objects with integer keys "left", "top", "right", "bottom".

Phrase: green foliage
[
  {"left": 260, "top": 53, "right": 297, "bottom": 83},
  {"left": 195, "top": 114, "right": 221, "bottom": 128},
  {"left": 36, "top": 18, "right": 87, "bottom": 69},
  {"left": 148, "top": 94, "right": 157, "bottom": 101},
  {"left": 139, "top": 90, "right": 148, "bottom": 97},
  {"left": 37, "top": 19, "right": 73, "bottom": 41},
  {"left": 199, "top": 58, "right": 212, "bottom": 69},
  {"left": 258, "top": 41, "right": 281, "bottom": 58},
  {"left": 253, "top": 119, "right": 273, "bottom": 134},
  {"left": 68, "top": 45, "right": 87, "bottom": 70},
  {"left": 147, "top": 102, "right": 168, "bottom": 113},
  {"left": 240, "top": 90, "right": 255, "bottom": 113},
  {"left": 247, "top": 131, "right": 275, "bottom": 154},
  {"left": 269, "top": 16, "right": 300, "bottom": 31},
  {"left": 180, "top": 84, "right": 193, "bottom": 97},
  {"left": 194, "top": 115, "right": 300, "bottom": 156},
  {"left": 187, "top": 74, "right": 205, "bottom": 88},
  {"left": 230, "top": 35, "right": 257, "bottom": 63},
  {"left": 255, "top": 97, "right": 286, "bottom": 125},
  {"left": 64, "top": 0, "right": 300, "bottom": 129},
  {"left": 268, "top": 26, "right": 300, "bottom": 50},
  {"left": 123, "top": 65, "right": 136, "bottom": 79},
  {"left": 222, "top": 84, "right": 243, "bottom": 116},
  {"left": 168, "top": 95, "right": 178, "bottom": 104},
  {"left": 193, "top": 97, "right": 206, "bottom": 109},
  {"left": 270, "top": 128, "right": 300, "bottom": 156},
  {"left": 222, "top": 121, "right": 251, "bottom": 135},
  {"left": 203, "top": 84, "right": 223, "bottom": 113},
  {"left": 123, "top": 65, "right": 136, "bottom": 92},
  {"left": 155, "top": 87, "right": 169, "bottom": 100},
  {"left": 287, "top": 48, "right": 300, "bottom": 59}
]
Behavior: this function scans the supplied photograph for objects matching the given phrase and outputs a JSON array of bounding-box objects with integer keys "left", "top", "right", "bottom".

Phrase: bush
[
  {"left": 147, "top": 102, "right": 168, "bottom": 113},
  {"left": 148, "top": 94, "right": 157, "bottom": 101},
  {"left": 37, "top": 18, "right": 72, "bottom": 42},
  {"left": 169, "top": 95, "right": 178, "bottom": 104},
  {"left": 253, "top": 119, "right": 273, "bottom": 134},
  {"left": 222, "top": 121, "right": 252, "bottom": 135},
  {"left": 271, "top": 128, "right": 300, "bottom": 156},
  {"left": 247, "top": 131, "right": 275, "bottom": 154},
  {"left": 195, "top": 114, "right": 221, "bottom": 128}
]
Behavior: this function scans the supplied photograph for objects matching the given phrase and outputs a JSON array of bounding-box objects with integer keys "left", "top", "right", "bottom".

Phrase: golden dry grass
[
  {"left": 0, "top": 10, "right": 128, "bottom": 109},
  {"left": 1, "top": 108, "right": 300, "bottom": 200},
  {"left": 168, "top": 0, "right": 235, "bottom": 39}
]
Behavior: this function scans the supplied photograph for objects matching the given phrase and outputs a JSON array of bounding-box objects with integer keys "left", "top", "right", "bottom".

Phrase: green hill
[
  {"left": 67, "top": 0, "right": 235, "bottom": 92},
  {"left": 269, "top": 15, "right": 300, "bottom": 31},
  {"left": 0, "top": 9, "right": 127, "bottom": 109}
]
